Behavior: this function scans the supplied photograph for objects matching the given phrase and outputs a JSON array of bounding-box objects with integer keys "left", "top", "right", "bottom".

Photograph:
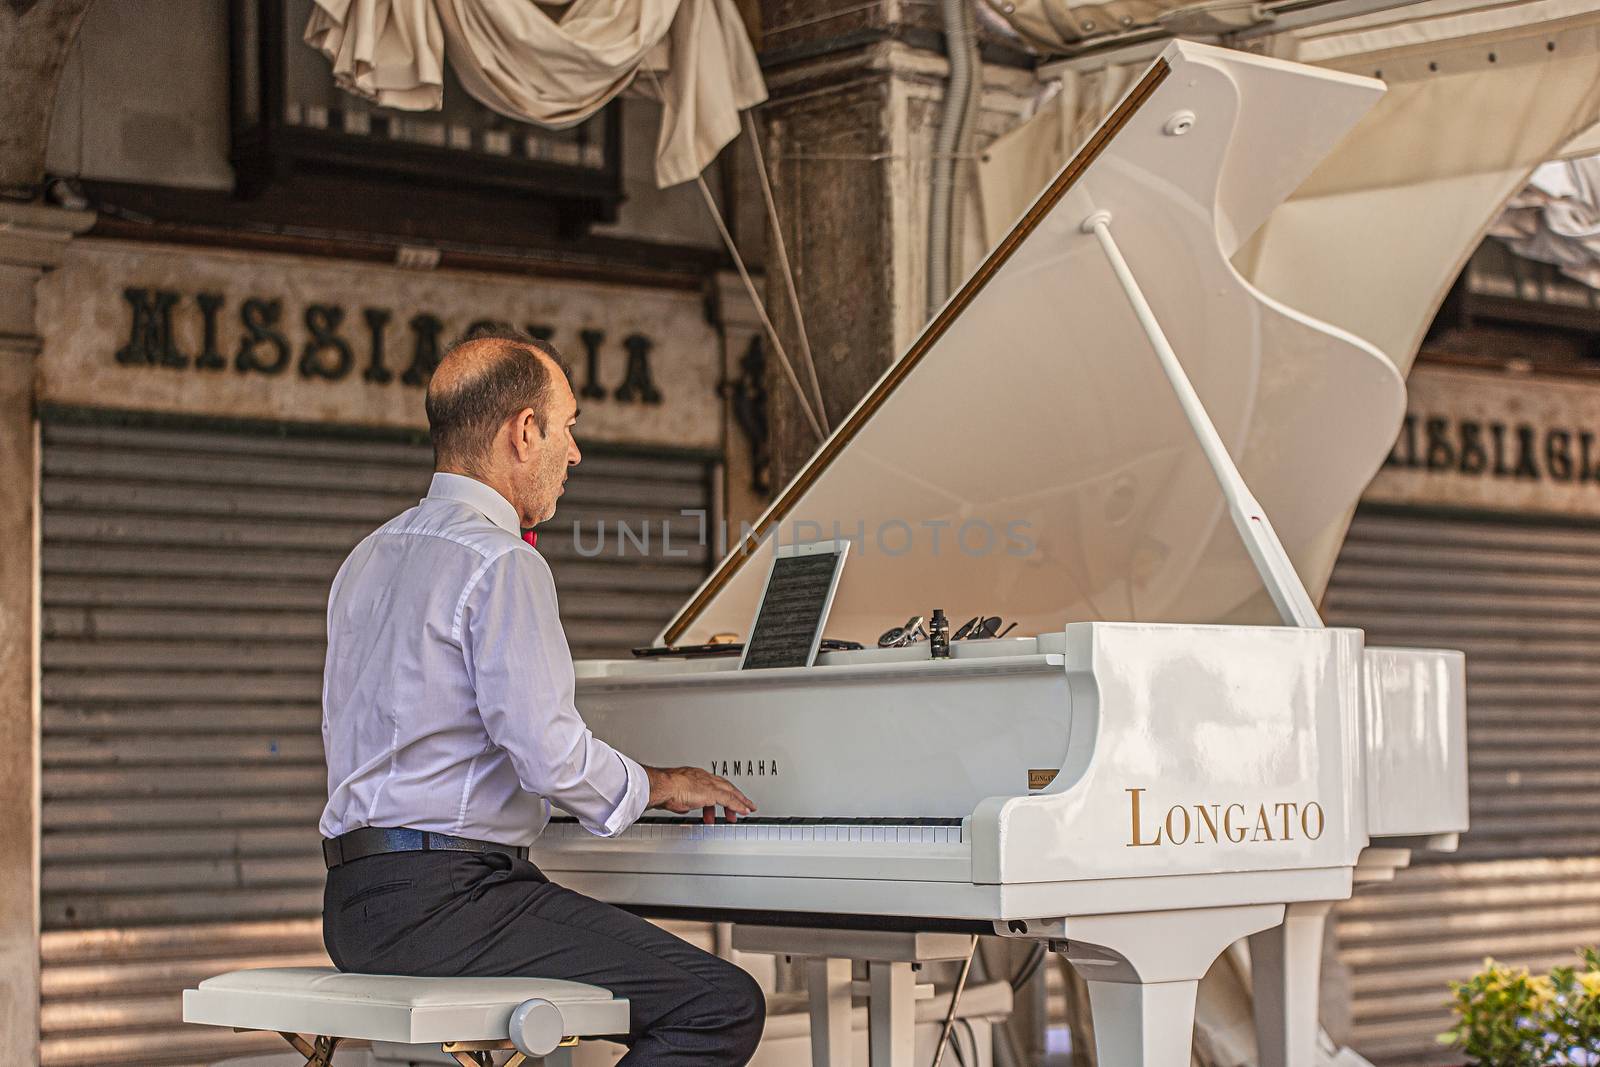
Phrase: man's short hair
[{"left": 425, "top": 326, "right": 564, "bottom": 470}]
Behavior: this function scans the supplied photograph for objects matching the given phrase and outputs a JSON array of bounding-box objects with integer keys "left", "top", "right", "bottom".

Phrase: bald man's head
[{"left": 425, "top": 329, "right": 563, "bottom": 473}]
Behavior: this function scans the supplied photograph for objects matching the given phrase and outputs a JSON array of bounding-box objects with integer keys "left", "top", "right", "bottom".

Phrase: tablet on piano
[{"left": 739, "top": 539, "right": 850, "bottom": 670}]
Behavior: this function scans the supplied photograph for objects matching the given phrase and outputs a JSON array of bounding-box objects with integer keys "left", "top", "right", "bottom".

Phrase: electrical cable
[
  {"left": 959, "top": 1017, "right": 980, "bottom": 1067},
  {"left": 645, "top": 68, "right": 826, "bottom": 444},
  {"left": 1011, "top": 942, "right": 1047, "bottom": 991},
  {"left": 742, "top": 109, "right": 829, "bottom": 433},
  {"left": 931, "top": 934, "right": 979, "bottom": 1067}
]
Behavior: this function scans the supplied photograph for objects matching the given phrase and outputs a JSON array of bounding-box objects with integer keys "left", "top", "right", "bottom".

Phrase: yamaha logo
[{"left": 708, "top": 758, "right": 779, "bottom": 777}]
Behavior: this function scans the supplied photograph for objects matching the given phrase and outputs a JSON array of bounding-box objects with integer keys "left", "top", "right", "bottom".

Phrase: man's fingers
[
  {"left": 717, "top": 781, "right": 755, "bottom": 813},
  {"left": 718, "top": 784, "right": 755, "bottom": 815}
]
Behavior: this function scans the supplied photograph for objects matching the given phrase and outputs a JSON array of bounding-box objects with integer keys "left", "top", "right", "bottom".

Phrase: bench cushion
[{"left": 183, "top": 967, "right": 629, "bottom": 1046}]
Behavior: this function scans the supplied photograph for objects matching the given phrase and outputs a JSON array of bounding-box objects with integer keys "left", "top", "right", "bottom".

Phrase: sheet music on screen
[{"left": 740, "top": 549, "right": 847, "bottom": 670}]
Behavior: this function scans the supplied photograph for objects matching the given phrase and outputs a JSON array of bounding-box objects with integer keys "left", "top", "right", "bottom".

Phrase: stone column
[
  {"left": 0, "top": 202, "right": 94, "bottom": 1065},
  {"left": 755, "top": 1, "right": 1035, "bottom": 487},
  {"left": 0, "top": 0, "right": 95, "bottom": 196}
]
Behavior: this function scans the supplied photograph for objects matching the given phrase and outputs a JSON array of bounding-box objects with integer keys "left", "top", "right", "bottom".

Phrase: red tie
[{"left": 522, "top": 529, "right": 538, "bottom": 549}]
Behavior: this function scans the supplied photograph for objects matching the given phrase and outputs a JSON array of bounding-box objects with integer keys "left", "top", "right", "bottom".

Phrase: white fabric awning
[
  {"left": 973, "top": 0, "right": 1600, "bottom": 609},
  {"left": 304, "top": 0, "right": 767, "bottom": 188}
]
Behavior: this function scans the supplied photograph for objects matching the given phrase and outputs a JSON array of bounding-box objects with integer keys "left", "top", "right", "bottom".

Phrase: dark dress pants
[{"left": 323, "top": 851, "right": 765, "bottom": 1066}]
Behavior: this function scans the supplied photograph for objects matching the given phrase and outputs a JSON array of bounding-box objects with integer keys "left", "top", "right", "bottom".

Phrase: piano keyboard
[{"left": 546, "top": 815, "right": 966, "bottom": 844}]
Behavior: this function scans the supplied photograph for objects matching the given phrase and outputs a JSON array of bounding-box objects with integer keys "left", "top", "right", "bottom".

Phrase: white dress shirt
[{"left": 319, "top": 472, "right": 649, "bottom": 845}]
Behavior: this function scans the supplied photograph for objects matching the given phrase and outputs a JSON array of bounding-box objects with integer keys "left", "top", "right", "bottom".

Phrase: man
[{"left": 319, "top": 328, "right": 765, "bottom": 1066}]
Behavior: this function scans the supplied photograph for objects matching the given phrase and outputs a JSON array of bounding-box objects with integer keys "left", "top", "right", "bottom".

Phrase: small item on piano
[
  {"left": 631, "top": 642, "right": 744, "bottom": 658},
  {"left": 877, "top": 615, "right": 927, "bottom": 648},
  {"left": 929, "top": 609, "right": 950, "bottom": 659},
  {"left": 954, "top": 615, "right": 1020, "bottom": 641},
  {"left": 818, "top": 637, "right": 865, "bottom": 651}
]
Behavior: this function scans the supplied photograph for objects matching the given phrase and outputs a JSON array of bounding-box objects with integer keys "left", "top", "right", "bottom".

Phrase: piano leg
[
  {"left": 1084, "top": 978, "right": 1200, "bottom": 1064},
  {"left": 732, "top": 927, "right": 972, "bottom": 1067},
  {"left": 868, "top": 960, "right": 916, "bottom": 1067},
  {"left": 1056, "top": 904, "right": 1285, "bottom": 1067},
  {"left": 806, "top": 957, "right": 853, "bottom": 1067},
  {"left": 1249, "top": 900, "right": 1333, "bottom": 1067}
]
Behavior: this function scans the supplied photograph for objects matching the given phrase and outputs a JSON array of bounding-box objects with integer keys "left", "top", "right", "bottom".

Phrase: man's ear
[{"left": 509, "top": 408, "right": 539, "bottom": 462}]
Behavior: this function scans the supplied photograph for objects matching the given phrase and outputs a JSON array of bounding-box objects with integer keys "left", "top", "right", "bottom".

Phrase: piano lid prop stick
[{"left": 1080, "top": 209, "right": 1323, "bottom": 629}]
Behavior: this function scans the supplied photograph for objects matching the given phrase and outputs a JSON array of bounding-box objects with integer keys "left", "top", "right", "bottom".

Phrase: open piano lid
[{"left": 662, "top": 41, "right": 1405, "bottom": 648}]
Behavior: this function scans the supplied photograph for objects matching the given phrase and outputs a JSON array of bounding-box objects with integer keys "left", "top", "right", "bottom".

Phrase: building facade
[
  {"left": 1, "top": 3, "right": 772, "bottom": 1064},
  {"left": 8, "top": 2, "right": 1600, "bottom": 1066}
]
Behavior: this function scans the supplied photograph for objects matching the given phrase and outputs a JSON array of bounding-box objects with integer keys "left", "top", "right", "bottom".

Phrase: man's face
[{"left": 514, "top": 373, "right": 581, "bottom": 526}]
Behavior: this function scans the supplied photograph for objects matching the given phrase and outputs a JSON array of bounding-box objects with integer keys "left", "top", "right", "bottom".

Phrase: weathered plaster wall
[
  {"left": 44, "top": 0, "right": 232, "bottom": 190},
  {"left": 0, "top": 202, "right": 95, "bottom": 1067}
]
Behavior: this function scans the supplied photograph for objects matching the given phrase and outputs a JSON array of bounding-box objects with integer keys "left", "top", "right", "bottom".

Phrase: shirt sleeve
[{"left": 458, "top": 547, "right": 649, "bottom": 837}]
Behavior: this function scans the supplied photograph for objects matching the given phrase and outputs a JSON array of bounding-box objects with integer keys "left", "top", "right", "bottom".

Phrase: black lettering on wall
[
  {"left": 1458, "top": 421, "right": 1487, "bottom": 475},
  {"left": 1424, "top": 417, "right": 1455, "bottom": 471},
  {"left": 1490, "top": 423, "right": 1512, "bottom": 477},
  {"left": 194, "top": 292, "right": 226, "bottom": 370},
  {"left": 1546, "top": 429, "right": 1574, "bottom": 481},
  {"left": 578, "top": 328, "right": 606, "bottom": 399},
  {"left": 401, "top": 313, "right": 445, "bottom": 386},
  {"left": 299, "top": 304, "right": 354, "bottom": 380},
  {"left": 108, "top": 289, "right": 678, "bottom": 412},
  {"left": 615, "top": 333, "right": 662, "bottom": 404},
  {"left": 235, "top": 298, "right": 290, "bottom": 375},
  {"left": 363, "top": 308, "right": 393, "bottom": 383},
  {"left": 1386, "top": 415, "right": 1417, "bottom": 468},
  {"left": 1513, "top": 424, "right": 1540, "bottom": 479},
  {"left": 115, "top": 288, "right": 187, "bottom": 368}
]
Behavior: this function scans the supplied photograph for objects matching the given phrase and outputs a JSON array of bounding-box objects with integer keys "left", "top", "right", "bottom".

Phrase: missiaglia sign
[{"left": 1365, "top": 364, "right": 1600, "bottom": 518}]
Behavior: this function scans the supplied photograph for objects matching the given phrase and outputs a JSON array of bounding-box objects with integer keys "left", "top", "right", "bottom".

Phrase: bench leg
[
  {"left": 443, "top": 1044, "right": 535, "bottom": 1066},
  {"left": 276, "top": 1032, "right": 341, "bottom": 1067}
]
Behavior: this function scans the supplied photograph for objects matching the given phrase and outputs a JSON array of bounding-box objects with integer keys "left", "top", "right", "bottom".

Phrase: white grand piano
[{"left": 534, "top": 40, "right": 1469, "bottom": 1067}]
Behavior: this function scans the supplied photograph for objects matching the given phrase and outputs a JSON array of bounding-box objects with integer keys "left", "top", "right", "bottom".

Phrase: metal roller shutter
[
  {"left": 38, "top": 411, "right": 713, "bottom": 1067},
  {"left": 1323, "top": 505, "right": 1600, "bottom": 1065}
]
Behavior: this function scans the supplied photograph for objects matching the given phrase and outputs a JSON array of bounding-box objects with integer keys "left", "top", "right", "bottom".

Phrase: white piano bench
[{"left": 182, "top": 967, "right": 630, "bottom": 1066}]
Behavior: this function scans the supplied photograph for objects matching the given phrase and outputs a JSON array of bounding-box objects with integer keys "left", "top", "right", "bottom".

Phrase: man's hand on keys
[{"left": 645, "top": 766, "right": 756, "bottom": 823}]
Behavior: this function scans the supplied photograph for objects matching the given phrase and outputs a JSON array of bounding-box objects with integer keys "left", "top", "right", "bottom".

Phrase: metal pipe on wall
[{"left": 928, "top": 0, "right": 979, "bottom": 313}]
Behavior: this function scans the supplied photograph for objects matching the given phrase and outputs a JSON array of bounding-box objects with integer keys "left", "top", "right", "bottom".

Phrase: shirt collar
[{"left": 426, "top": 473, "right": 522, "bottom": 536}]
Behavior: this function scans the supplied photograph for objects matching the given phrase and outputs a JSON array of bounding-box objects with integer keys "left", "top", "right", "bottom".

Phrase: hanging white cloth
[
  {"left": 1488, "top": 154, "right": 1600, "bottom": 290},
  {"left": 304, "top": 0, "right": 767, "bottom": 187}
]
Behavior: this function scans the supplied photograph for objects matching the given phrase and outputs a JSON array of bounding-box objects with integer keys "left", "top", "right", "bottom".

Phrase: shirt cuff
[{"left": 599, "top": 752, "right": 650, "bottom": 837}]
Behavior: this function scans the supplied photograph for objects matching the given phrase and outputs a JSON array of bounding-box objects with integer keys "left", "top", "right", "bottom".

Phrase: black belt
[{"left": 322, "top": 826, "right": 529, "bottom": 870}]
